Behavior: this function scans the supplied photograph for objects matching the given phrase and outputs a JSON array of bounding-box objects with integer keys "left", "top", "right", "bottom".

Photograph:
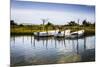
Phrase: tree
[
  {"left": 93, "top": 23, "right": 95, "bottom": 27},
  {"left": 82, "top": 20, "right": 87, "bottom": 25},
  {"left": 68, "top": 21, "right": 78, "bottom": 26},
  {"left": 10, "top": 20, "right": 17, "bottom": 25},
  {"left": 45, "top": 22, "right": 53, "bottom": 30},
  {"left": 82, "top": 20, "right": 91, "bottom": 26},
  {"left": 46, "top": 22, "right": 54, "bottom": 26},
  {"left": 19, "top": 24, "right": 24, "bottom": 27}
]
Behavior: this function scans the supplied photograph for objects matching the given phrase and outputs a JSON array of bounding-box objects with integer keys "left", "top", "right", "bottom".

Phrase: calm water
[{"left": 10, "top": 36, "right": 95, "bottom": 66}]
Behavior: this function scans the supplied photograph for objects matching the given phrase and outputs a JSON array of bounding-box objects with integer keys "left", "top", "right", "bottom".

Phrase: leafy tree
[
  {"left": 10, "top": 20, "right": 17, "bottom": 25},
  {"left": 82, "top": 20, "right": 92, "bottom": 26},
  {"left": 45, "top": 22, "right": 54, "bottom": 30},
  {"left": 68, "top": 21, "right": 78, "bottom": 26},
  {"left": 82, "top": 20, "right": 87, "bottom": 25},
  {"left": 46, "top": 22, "right": 54, "bottom": 26},
  {"left": 93, "top": 23, "right": 95, "bottom": 27},
  {"left": 19, "top": 24, "right": 24, "bottom": 27}
]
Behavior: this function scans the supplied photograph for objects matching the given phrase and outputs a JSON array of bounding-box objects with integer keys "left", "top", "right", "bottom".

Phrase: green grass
[{"left": 11, "top": 26, "right": 95, "bottom": 36}]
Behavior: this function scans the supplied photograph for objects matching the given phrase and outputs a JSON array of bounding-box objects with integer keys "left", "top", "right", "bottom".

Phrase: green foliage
[
  {"left": 10, "top": 20, "right": 17, "bottom": 26},
  {"left": 10, "top": 20, "right": 95, "bottom": 36},
  {"left": 82, "top": 20, "right": 95, "bottom": 26},
  {"left": 46, "top": 22, "right": 54, "bottom": 26},
  {"left": 67, "top": 21, "right": 79, "bottom": 26}
]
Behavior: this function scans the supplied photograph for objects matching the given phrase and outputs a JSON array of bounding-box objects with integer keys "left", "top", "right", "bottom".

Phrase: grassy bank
[{"left": 11, "top": 25, "right": 95, "bottom": 36}]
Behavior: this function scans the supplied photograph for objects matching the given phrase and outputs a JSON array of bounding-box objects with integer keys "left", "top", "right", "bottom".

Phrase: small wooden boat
[
  {"left": 54, "top": 30, "right": 70, "bottom": 38},
  {"left": 34, "top": 32, "right": 51, "bottom": 37},
  {"left": 34, "top": 30, "right": 59, "bottom": 37},
  {"left": 66, "top": 30, "right": 84, "bottom": 39},
  {"left": 54, "top": 31, "right": 64, "bottom": 38}
]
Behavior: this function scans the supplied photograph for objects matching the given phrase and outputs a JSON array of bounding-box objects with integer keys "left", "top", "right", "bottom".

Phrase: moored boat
[
  {"left": 34, "top": 30, "right": 59, "bottom": 37},
  {"left": 54, "top": 30, "right": 71, "bottom": 38},
  {"left": 66, "top": 30, "right": 84, "bottom": 39}
]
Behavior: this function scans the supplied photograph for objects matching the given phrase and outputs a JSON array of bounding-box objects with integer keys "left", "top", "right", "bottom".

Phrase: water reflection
[{"left": 10, "top": 36, "right": 95, "bottom": 66}]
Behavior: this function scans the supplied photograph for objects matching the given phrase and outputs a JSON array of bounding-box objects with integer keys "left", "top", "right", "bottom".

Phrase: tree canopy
[
  {"left": 10, "top": 20, "right": 17, "bottom": 25},
  {"left": 67, "top": 21, "right": 79, "bottom": 26}
]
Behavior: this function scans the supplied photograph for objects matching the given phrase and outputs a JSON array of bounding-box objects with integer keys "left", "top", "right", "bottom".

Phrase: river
[{"left": 10, "top": 36, "right": 95, "bottom": 66}]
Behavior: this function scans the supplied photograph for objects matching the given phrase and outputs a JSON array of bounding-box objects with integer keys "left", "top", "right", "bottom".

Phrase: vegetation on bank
[{"left": 10, "top": 20, "right": 95, "bottom": 36}]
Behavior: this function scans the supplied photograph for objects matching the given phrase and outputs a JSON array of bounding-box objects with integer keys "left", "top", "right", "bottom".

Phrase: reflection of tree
[
  {"left": 76, "top": 39, "right": 79, "bottom": 54},
  {"left": 33, "top": 38, "right": 35, "bottom": 48},
  {"left": 72, "top": 40, "right": 75, "bottom": 51},
  {"left": 55, "top": 39, "right": 57, "bottom": 48},
  {"left": 43, "top": 39, "right": 45, "bottom": 47},
  {"left": 83, "top": 20, "right": 86, "bottom": 51},
  {"left": 31, "top": 36, "right": 32, "bottom": 44},
  {"left": 12, "top": 36, "right": 15, "bottom": 44},
  {"left": 64, "top": 39, "right": 66, "bottom": 48},
  {"left": 22, "top": 36, "right": 24, "bottom": 44},
  {"left": 84, "top": 33, "right": 86, "bottom": 51},
  {"left": 50, "top": 38, "right": 53, "bottom": 44},
  {"left": 33, "top": 36, "right": 87, "bottom": 50},
  {"left": 46, "top": 39, "right": 48, "bottom": 49}
]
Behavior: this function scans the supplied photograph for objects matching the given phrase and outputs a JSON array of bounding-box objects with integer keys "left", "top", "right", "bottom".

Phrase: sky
[{"left": 11, "top": 0, "right": 95, "bottom": 25}]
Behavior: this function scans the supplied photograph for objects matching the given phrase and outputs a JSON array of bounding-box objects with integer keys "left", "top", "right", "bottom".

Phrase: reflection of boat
[
  {"left": 34, "top": 36, "right": 53, "bottom": 41},
  {"left": 66, "top": 30, "right": 84, "bottom": 39}
]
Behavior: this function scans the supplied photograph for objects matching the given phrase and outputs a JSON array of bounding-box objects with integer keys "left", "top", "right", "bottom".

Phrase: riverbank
[{"left": 11, "top": 26, "right": 95, "bottom": 36}]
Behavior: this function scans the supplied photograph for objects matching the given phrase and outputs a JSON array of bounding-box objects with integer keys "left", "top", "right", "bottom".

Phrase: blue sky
[{"left": 11, "top": 0, "right": 95, "bottom": 24}]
